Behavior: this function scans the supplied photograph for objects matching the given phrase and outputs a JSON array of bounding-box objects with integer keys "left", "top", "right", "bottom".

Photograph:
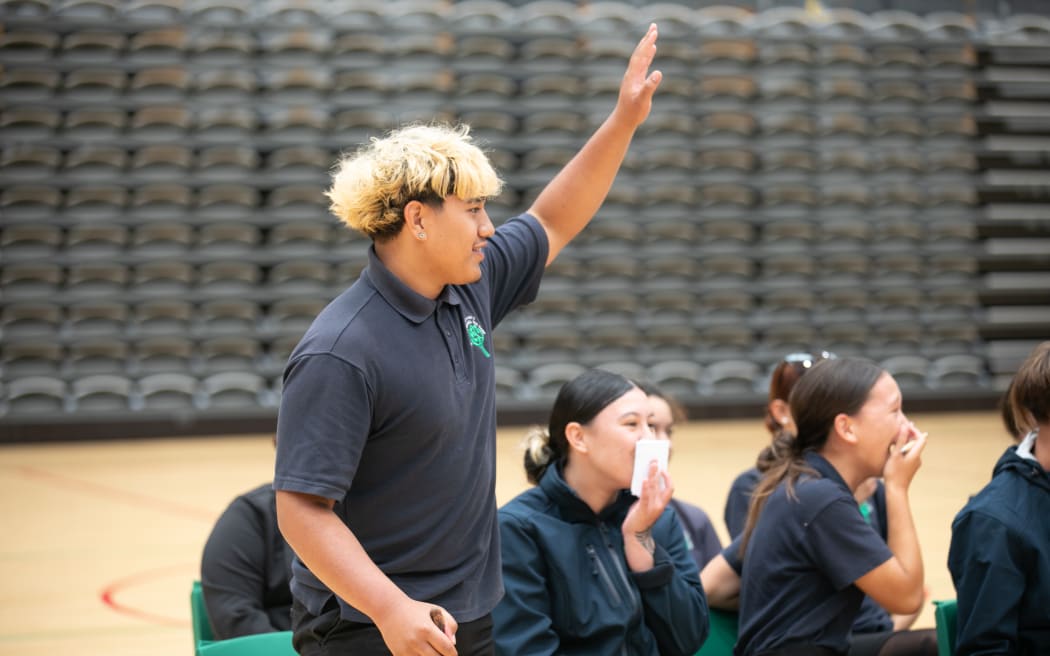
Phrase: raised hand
[
  {"left": 623, "top": 459, "right": 674, "bottom": 537},
  {"left": 615, "top": 23, "right": 663, "bottom": 129},
  {"left": 884, "top": 419, "right": 926, "bottom": 491}
]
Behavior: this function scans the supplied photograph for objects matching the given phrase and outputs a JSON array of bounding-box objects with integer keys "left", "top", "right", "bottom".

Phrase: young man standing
[{"left": 274, "top": 25, "right": 663, "bottom": 656}]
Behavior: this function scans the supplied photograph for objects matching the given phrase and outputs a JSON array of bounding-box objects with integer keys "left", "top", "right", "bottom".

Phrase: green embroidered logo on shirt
[{"left": 465, "top": 315, "right": 490, "bottom": 358}]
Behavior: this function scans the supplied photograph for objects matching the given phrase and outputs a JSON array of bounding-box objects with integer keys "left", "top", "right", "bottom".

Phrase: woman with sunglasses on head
[
  {"left": 724, "top": 352, "right": 838, "bottom": 540},
  {"left": 722, "top": 353, "right": 925, "bottom": 637},
  {"left": 703, "top": 357, "right": 937, "bottom": 656},
  {"left": 492, "top": 369, "right": 708, "bottom": 656},
  {"left": 639, "top": 381, "right": 723, "bottom": 569},
  {"left": 948, "top": 341, "right": 1050, "bottom": 655}
]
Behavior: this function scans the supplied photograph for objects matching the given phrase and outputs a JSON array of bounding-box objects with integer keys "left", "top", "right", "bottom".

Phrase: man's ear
[
  {"left": 833, "top": 413, "right": 858, "bottom": 445},
  {"left": 404, "top": 200, "right": 427, "bottom": 235},
  {"left": 565, "top": 422, "right": 588, "bottom": 454}
]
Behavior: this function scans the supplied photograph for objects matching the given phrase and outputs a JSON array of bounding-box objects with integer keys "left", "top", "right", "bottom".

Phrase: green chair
[
  {"left": 695, "top": 608, "right": 739, "bottom": 656},
  {"left": 934, "top": 598, "right": 958, "bottom": 656},
  {"left": 198, "top": 631, "right": 295, "bottom": 656},
  {"left": 191, "top": 580, "right": 296, "bottom": 656},
  {"left": 191, "top": 580, "right": 214, "bottom": 651}
]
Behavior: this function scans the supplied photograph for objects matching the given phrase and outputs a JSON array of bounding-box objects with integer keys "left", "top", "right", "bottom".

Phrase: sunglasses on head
[{"left": 783, "top": 351, "right": 837, "bottom": 369}]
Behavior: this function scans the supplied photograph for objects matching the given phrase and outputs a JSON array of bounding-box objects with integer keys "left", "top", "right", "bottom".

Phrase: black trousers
[
  {"left": 291, "top": 597, "right": 494, "bottom": 656},
  {"left": 850, "top": 629, "right": 939, "bottom": 656}
]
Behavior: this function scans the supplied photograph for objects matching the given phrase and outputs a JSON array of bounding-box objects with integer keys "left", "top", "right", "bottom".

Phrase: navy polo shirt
[
  {"left": 274, "top": 214, "right": 548, "bottom": 624},
  {"left": 733, "top": 453, "right": 893, "bottom": 656},
  {"left": 724, "top": 469, "right": 894, "bottom": 635}
]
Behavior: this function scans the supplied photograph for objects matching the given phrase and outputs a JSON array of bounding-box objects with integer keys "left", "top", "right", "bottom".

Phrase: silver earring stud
[{"left": 417, "top": 232, "right": 426, "bottom": 239}]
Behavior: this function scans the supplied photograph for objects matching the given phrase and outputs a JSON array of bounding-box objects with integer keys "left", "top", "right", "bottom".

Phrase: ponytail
[
  {"left": 523, "top": 426, "right": 557, "bottom": 485},
  {"left": 740, "top": 442, "right": 815, "bottom": 556},
  {"left": 755, "top": 429, "right": 794, "bottom": 473}
]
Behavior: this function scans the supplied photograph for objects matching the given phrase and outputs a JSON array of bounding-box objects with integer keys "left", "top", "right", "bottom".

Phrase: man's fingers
[
  {"left": 641, "top": 70, "right": 662, "bottom": 97},
  {"left": 628, "top": 24, "right": 658, "bottom": 75}
]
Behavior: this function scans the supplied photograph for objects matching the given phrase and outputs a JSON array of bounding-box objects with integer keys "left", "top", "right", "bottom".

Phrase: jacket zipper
[
  {"left": 585, "top": 544, "right": 622, "bottom": 606},
  {"left": 601, "top": 527, "right": 642, "bottom": 622},
  {"left": 612, "top": 553, "right": 635, "bottom": 656}
]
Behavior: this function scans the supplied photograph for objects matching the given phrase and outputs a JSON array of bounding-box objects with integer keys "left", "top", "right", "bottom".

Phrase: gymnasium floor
[{"left": 0, "top": 410, "right": 1010, "bottom": 656}]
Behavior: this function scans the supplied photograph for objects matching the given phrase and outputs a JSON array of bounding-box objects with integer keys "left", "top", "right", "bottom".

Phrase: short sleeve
[
  {"left": 274, "top": 353, "right": 373, "bottom": 500},
  {"left": 806, "top": 496, "right": 893, "bottom": 590},
  {"left": 482, "top": 215, "right": 549, "bottom": 326},
  {"left": 724, "top": 469, "right": 758, "bottom": 539},
  {"left": 722, "top": 535, "right": 744, "bottom": 575}
]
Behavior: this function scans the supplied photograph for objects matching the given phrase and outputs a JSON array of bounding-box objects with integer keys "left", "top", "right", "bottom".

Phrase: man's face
[{"left": 426, "top": 196, "right": 495, "bottom": 285}]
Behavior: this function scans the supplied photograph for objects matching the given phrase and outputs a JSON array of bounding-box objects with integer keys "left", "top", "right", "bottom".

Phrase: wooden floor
[{"left": 0, "top": 411, "right": 1011, "bottom": 656}]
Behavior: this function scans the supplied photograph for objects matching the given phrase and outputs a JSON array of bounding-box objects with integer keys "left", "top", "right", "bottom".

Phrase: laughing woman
[
  {"left": 492, "top": 368, "right": 708, "bottom": 656},
  {"left": 705, "top": 357, "right": 928, "bottom": 656}
]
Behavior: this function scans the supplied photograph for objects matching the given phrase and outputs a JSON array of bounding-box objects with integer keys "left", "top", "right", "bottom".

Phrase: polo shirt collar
[
  {"left": 363, "top": 246, "right": 461, "bottom": 324},
  {"left": 802, "top": 451, "right": 851, "bottom": 492}
]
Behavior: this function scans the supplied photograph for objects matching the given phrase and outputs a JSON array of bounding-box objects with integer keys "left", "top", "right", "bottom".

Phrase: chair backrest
[
  {"left": 191, "top": 579, "right": 295, "bottom": 655},
  {"left": 191, "top": 580, "right": 214, "bottom": 650},
  {"left": 695, "top": 608, "right": 739, "bottom": 656},
  {"left": 197, "top": 631, "right": 296, "bottom": 656},
  {"left": 934, "top": 598, "right": 958, "bottom": 656}
]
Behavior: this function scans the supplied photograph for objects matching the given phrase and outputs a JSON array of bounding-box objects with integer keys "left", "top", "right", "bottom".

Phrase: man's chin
[{"left": 452, "top": 269, "right": 484, "bottom": 286}]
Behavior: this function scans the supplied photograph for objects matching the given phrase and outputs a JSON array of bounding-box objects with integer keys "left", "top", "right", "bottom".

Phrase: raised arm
[
  {"left": 854, "top": 428, "right": 927, "bottom": 615},
  {"left": 528, "top": 23, "right": 662, "bottom": 265}
]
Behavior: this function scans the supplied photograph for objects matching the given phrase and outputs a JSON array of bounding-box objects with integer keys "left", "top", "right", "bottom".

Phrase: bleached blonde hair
[{"left": 325, "top": 123, "right": 504, "bottom": 241}]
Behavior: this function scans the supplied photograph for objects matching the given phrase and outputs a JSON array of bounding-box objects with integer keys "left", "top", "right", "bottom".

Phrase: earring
[
  {"left": 417, "top": 231, "right": 426, "bottom": 240},
  {"left": 779, "top": 417, "right": 789, "bottom": 425}
]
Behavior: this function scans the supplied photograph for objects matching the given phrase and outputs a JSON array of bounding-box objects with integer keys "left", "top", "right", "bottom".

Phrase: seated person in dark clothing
[
  {"left": 493, "top": 368, "right": 708, "bottom": 656},
  {"left": 723, "top": 352, "right": 930, "bottom": 641},
  {"left": 639, "top": 381, "right": 722, "bottom": 568},
  {"left": 948, "top": 341, "right": 1050, "bottom": 655},
  {"left": 703, "top": 358, "right": 936, "bottom": 656},
  {"left": 201, "top": 480, "right": 294, "bottom": 639}
]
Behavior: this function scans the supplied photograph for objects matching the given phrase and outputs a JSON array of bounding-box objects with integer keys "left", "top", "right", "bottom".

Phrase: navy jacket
[
  {"left": 948, "top": 445, "right": 1050, "bottom": 655},
  {"left": 493, "top": 462, "right": 709, "bottom": 656}
]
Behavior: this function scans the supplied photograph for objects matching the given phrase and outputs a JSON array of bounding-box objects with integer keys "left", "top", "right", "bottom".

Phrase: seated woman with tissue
[{"left": 492, "top": 368, "right": 709, "bottom": 656}]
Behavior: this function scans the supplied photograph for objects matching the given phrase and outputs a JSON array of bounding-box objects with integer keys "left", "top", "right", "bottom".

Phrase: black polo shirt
[
  {"left": 734, "top": 453, "right": 893, "bottom": 656},
  {"left": 274, "top": 214, "right": 548, "bottom": 624}
]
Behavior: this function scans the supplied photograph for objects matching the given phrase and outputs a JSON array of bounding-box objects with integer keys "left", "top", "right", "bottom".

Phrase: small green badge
[{"left": 464, "top": 316, "right": 490, "bottom": 358}]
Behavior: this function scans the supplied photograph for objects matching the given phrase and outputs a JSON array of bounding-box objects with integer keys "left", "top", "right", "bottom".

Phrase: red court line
[
  {"left": 14, "top": 465, "right": 215, "bottom": 522},
  {"left": 99, "top": 564, "right": 192, "bottom": 627},
  {"left": 11, "top": 467, "right": 212, "bottom": 628}
]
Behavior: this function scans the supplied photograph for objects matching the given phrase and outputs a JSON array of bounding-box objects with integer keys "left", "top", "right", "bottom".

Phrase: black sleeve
[{"left": 200, "top": 487, "right": 282, "bottom": 639}]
